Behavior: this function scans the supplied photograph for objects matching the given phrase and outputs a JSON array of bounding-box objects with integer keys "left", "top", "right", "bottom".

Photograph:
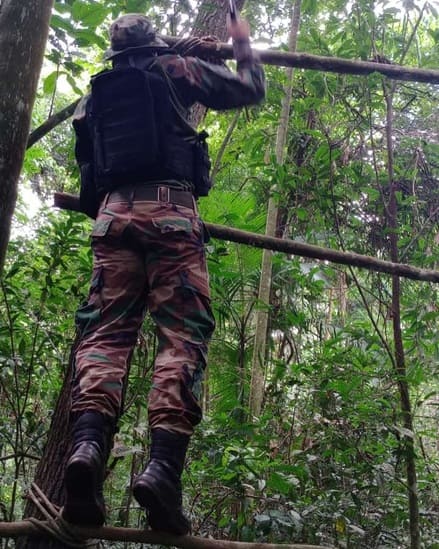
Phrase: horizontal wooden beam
[
  {"left": 163, "top": 36, "right": 439, "bottom": 84},
  {"left": 0, "top": 519, "right": 328, "bottom": 549},
  {"left": 53, "top": 192, "right": 439, "bottom": 284},
  {"left": 26, "top": 38, "right": 438, "bottom": 151}
]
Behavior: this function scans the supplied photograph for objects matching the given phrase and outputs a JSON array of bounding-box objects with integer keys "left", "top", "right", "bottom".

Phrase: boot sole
[
  {"left": 133, "top": 479, "right": 190, "bottom": 535},
  {"left": 62, "top": 458, "right": 105, "bottom": 526}
]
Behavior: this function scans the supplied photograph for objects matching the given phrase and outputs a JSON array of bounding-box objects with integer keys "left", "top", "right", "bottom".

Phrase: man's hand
[{"left": 226, "top": 17, "right": 250, "bottom": 41}]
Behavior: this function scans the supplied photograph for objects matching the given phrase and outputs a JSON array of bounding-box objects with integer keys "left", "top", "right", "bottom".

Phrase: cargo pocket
[
  {"left": 92, "top": 214, "right": 113, "bottom": 238},
  {"left": 152, "top": 216, "right": 193, "bottom": 235}
]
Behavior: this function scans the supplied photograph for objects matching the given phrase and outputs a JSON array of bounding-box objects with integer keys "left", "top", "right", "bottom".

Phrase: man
[{"left": 63, "top": 12, "right": 264, "bottom": 535}]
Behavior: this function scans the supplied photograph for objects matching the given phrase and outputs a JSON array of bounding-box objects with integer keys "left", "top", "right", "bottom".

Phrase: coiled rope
[{"left": 25, "top": 482, "right": 99, "bottom": 548}]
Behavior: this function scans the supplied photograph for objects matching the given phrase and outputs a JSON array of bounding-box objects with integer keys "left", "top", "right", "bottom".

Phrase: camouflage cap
[{"left": 104, "top": 14, "right": 169, "bottom": 60}]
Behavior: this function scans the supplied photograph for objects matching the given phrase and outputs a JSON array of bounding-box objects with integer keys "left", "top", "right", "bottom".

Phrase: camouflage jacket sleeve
[{"left": 156, "top": 41, "right": 265, "bottom": 111}]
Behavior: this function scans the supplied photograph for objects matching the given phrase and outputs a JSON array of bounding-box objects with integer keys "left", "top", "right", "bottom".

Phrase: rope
[{"left": 25, "top": 483, "right": 100, "bottom": 548}]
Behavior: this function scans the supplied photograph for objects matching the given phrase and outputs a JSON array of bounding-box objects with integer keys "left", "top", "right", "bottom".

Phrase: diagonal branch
[{"left": 27, "top": 99, "right": 80, "bottom": 149}]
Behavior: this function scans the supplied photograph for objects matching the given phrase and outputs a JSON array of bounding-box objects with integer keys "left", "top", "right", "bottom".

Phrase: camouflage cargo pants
[{"left": 72, "top": 190, "right": 215, "bottom": 435}]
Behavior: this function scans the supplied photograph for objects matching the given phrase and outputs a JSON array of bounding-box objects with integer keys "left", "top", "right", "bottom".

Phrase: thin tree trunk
[
  {"left": 248, "top": 0, "right": 302, "bottom": 417},
  {"left": 211, "top": 109, "right": 242, "bottom": 181},
  {"left": 17, "top": 340, "right": 75, "bottom": 549},
  {"left": 188, "top": 0, "right": 246, "bottom": 128},
  {"left": 384, "top": 87, "right": 421, "bottom": 549},
  {"left": 0, "top": 0, "right": 54, "bottom": 275}
]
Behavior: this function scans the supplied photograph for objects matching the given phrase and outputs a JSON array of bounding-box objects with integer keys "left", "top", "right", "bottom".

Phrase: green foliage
[
  {"left": 0, "top": 208, "right": 92, "bottom": 520},
  {"left": 3, "top": 0, "right": 438, "bottom": 546}
]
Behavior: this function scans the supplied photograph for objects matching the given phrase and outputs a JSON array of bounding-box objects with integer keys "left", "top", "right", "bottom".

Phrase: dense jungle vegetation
[{"left": 0, "top": 0, "right": 438, "bottom": 547}]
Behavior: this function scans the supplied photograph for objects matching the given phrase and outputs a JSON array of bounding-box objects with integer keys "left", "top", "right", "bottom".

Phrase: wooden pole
[
  {"left": 26, "top": 99, "right": 80, "bottom": 149},
  {"left": 26, "top": 37, "right": 439, "bottom": 152},
  {"left": 0, "top": 520, "right": 329, "bottom": 549},
  {"left": 53, "top": 192, "right": 439, "bottom": 284},
  {"left": 162, "top": 36, "right": 439, "bottom": 84}
]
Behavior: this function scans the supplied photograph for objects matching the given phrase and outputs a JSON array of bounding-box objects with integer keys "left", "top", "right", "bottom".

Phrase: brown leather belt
[{"left": 107, "top": 185, "right": 195, "bottom": 210}]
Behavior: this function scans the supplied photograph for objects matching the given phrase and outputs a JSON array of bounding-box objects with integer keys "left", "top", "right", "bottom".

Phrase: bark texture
[
  {"left": 16, "top": 342, "right": 75, "bottom": 549},
  {"left": 188, "top": 0, "right": 246, "bottom": 127},
  {"left": 192, "top": 0, "right": 245, "bottom": 39},
  {"left": 0, "top": 0, "right": 54, "bottom": 275}
]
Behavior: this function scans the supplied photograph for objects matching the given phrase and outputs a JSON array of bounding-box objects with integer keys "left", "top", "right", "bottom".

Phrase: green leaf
[
  {"left": 71, "top": 0, "right": 108, "bottom": 27},
  {"left": 267, "top": 472, "right": 294, "bottom": 495},
  {"left": 51, "top": 13, "right": 76, "bottom": 34},
  {"left": 66, "top": 73, "right": 84, "bottom": 96},
  {"left": 126, "top": 0, "right": 149, "bottom": 11},
  {"left": 74, "top": 29, "right": 107, "bottom": 49},
  {"left": 43, "top": 71, "right": 59, "bottom": 95}
]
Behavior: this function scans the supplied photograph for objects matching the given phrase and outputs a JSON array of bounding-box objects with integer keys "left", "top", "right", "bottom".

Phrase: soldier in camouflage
[{"left": 63, "top": 13, "right": 265, "bottom": 535}]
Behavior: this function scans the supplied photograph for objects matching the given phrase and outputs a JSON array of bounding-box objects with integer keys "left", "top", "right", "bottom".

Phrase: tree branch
[
  {"left": 53, "top": 192, "right": 439, "bottom": 283},
  {"left": 162, "top": 36, "right": 439, "bottom": 84},
  {"left": 27, "top": 99, "right": 80, "bottom": 149},
  {"left": 0, "top": 520, "right": 329, "bottom": 549},
  {"left": 211, "top": 109, "right": 242, "bottom": 180},
  {"left": 24, "top": 38, "right": 439, "bottom": 153}
]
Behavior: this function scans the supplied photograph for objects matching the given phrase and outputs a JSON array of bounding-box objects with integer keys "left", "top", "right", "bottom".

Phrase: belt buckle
[{"left": 158, "top": 186, "right": 170, "bottom": 203}]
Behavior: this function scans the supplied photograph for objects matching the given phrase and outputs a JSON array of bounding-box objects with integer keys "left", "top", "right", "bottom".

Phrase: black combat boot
[
  {"left": 132, "top": 429, "right": 191, "bottom": 535},
  {"left": 62, "top": 411, "right": 114, "bottom": 526}
]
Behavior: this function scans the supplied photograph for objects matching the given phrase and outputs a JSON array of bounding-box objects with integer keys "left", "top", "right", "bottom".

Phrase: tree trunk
[
  {"left": 0, "top": 0, "right": 54, "bottom": 276},
  {"left": 189, "top": 0, "right": 246, "bottom": 127},
  {"left": 384, "top": 88, "right": 421, "bottom": 549},
  {"left": 192, "top": 0, "right": 245, "bottom": 39},
  {"left": 248, "top": 0, "right": 302, "bottom": 417},
  {"left": 16, "top": 341, "right": 75, "bottom": 549}
]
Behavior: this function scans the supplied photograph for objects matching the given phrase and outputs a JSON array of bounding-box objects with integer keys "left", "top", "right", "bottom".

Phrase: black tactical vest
[
  {"left": 88, "top": 66, "right": 175, "bottom": 194},
  {"left": 85, "top": 63, "right": 212, "bottom": 199}
]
